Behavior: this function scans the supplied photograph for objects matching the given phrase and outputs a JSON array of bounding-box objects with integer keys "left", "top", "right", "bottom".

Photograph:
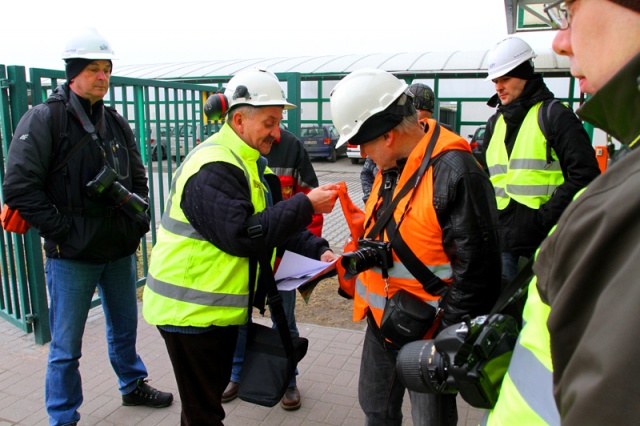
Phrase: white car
[{"left": 346, "top": 142, "right": 363, "bottom": 164}]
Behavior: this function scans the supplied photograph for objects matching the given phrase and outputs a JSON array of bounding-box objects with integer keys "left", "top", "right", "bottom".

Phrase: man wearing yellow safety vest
[
  {"left": 484, "top": 0, "right": 640, "bottom": 425},
  {"left": 482, "top": 36, "right": 600, "bottom": 282},
  {"left": 330, "top": 68, "right": 502, "bottom": 425},
  {"left": 142, "top": 68, "right": 339, "bottom": 425}
]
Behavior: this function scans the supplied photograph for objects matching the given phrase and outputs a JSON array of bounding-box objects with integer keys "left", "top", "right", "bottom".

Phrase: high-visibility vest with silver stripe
[
  {"left": 143, "top": 124, "right": 269, "bottom": 328},
  {"left": 486, "top": 102, "right": 564, "bottom": 210},
  {"left": 481, "top": 276, "right": 560, "bottom": 426},
  {"left": 352, "top": 120, "right": 469, "bottom": 325}
]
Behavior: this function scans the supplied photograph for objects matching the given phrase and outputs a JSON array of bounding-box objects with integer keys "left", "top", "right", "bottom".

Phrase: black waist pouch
[
  {"left": 379, "top": 289, "right": 437, "bottom": 348},
  {"left": 237, "top": 323, "right": 309, "bottom": 407}
]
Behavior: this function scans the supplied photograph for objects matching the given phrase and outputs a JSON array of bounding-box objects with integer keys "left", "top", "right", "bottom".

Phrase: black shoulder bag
[{"left": 236, "top": 217, "right": 309, "bottom": 407}]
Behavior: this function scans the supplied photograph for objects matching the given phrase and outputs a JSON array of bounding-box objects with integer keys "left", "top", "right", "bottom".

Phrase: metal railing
[{"left": 0, "top": 64, "right": 217, "bottom": 344}]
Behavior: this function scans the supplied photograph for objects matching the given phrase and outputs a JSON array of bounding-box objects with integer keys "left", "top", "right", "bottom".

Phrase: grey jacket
[{"left": 535, "top": 53, "right": 640, "bottom": 425}]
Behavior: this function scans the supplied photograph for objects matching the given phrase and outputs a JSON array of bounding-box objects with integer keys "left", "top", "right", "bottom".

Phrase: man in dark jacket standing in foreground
[
  {"left": 482, "top": 36, "right": 600, "bottom": 281},
  {"left": 143, "top": 68, "right": 339, "bottom": 425},
  {"left": 539, "top": 0, "right": 640, "bottom": 423},
  {"left": 484, "top": 1, "right": 640, "bottom": 424},
  {"left": 2, "top": 28, "right": 173, "bottom": 426}
]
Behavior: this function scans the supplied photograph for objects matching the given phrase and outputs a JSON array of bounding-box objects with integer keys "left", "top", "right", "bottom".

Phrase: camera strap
[
  {"left": 489, "top": 257, "right": 534, "bottom": 316},
  {"left": 364, "top": 124, "right": 447, "bottom": 296},
  {"left": 365, "top": 124, "right": 440, "bottom": 239},
  {"left": 245, "top": 215, "right": 295, "bottom": 356}
]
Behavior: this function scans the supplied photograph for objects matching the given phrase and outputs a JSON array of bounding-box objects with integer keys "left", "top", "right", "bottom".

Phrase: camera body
[
  {"left": 86, "top": 166, "right": 148, "bottom": 219},
  {"left": 396, "top": 313, "right": 519, "bottom": 409},
  {"left": 341, "top": 238, "right": 393, "bottom": 279}
]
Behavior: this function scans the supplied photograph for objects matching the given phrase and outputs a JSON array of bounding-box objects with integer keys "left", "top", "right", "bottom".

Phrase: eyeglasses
[{"left": 544, "top": 0, "right": 571, "bottom": 30}]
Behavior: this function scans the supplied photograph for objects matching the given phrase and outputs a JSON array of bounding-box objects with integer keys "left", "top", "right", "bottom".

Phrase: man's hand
[
  {"left": 320, "top": 250, "right": 338, "bottom": 262},
  {"left": 307, "top": 183, "right": 339, "bottom": 214}
]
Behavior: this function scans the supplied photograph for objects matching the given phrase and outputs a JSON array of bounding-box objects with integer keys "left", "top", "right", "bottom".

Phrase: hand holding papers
[{"left": 274, "top": 251, "right": 338, "bottom": 302}]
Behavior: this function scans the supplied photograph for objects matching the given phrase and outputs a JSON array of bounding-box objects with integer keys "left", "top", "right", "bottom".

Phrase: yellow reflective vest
[
  {"left": 485, "top": 102, "right": 564, "bottom": 210},
  {"left": 143, "top": 124, "right": 270, "bottom": 328},
  {"left": 481, "top": 275, "right": 560, "bottom": 425}
]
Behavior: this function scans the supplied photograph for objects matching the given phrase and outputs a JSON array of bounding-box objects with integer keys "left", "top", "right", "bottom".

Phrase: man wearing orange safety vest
[{"left": 330, "top": 68, "right": 501, "bottom": 425}]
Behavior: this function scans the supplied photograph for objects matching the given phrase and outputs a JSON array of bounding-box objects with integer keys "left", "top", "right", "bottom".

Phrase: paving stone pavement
[{"left": 0, "top": 156, "right": 486, "bottom": 425}]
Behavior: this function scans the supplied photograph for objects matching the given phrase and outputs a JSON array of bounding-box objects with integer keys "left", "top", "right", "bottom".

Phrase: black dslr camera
[
  {"left": 341, "top": 239, "right": 393, "bottom": 279},
  {"left": 85, "top": 166, "right": 148, "bottom": 219},
  {"left": 396, "top": 313, "right": 519, "bottom": 409}
]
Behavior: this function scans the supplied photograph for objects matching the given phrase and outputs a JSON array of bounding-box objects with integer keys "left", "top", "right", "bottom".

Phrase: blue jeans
[
  {"left": 45, "top": 255, "right": 147, "bottom": 426},
  {"left": 231, "top": 289, "right": 298, "bottom": 387},
  {"left": 359, "top": 323, "right": 458, "bottom": 426},
  {"left": 502, "top": 252, "right": 525, "bottom": 283}
]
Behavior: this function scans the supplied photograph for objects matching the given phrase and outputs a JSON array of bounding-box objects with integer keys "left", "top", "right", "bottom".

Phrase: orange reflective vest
[{"left": 353, "top": 120, "right": 472, "bottom": 326}]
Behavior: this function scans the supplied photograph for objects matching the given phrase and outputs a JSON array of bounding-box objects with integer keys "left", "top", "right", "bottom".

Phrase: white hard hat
[
  {"left": 62, "top": 28, "right": 116, "bottom": 61},
  {"left": 330, "top": 68, "right": 408, "bottom": 148},
  {"left": 485, "top": 36, "right": 536, "bottom": 81},
  {"left": 224, "top": 68, "right": 295, "bottom": 111}
]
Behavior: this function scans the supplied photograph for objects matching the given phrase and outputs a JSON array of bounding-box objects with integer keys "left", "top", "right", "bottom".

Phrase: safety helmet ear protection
[
  {"left": 405, "top": 83, "right": 435, "bottom": 112},
  {"left": 204, "top": 68, "right": 295, "bottom": 121},
  {"left": 485, "top": 36, "right": 536, "bottom": 81},
  {"left": 330, "top": 68, "right": 408, "bottom": 148},
  {"left": 61, "top": 27, "right": 116, "bottom": 60}
]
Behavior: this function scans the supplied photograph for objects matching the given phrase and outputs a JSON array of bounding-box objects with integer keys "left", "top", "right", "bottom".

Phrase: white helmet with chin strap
[
  {"left": 330, "top": 68, "right": 408, "bottom": 148},
  {"left": 485, "top": 36, "right": 536, "bottom": 81},
  {"left": 224, "top": 68, "right": 296, "bottom": 110},
  {"left": 62, "top": 27, "right": 116, "bottom": 60}
]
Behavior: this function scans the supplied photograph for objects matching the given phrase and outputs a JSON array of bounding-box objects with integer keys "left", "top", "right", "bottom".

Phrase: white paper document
[{"left": 274, "top": 250, "right": 337, "bottom": 291}]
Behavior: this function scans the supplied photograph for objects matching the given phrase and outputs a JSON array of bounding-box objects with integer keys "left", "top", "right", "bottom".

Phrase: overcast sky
[{"left": 2, "top": 0, "right": 557, "bottom": 71}]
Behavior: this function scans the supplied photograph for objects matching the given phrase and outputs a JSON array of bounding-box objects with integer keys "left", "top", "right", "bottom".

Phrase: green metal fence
[
  {"left": 0, "top": 63, "right": 579, "bottom": 345},
  {"left": 0, "top": 65, "right": 218, "bottom": 344}
]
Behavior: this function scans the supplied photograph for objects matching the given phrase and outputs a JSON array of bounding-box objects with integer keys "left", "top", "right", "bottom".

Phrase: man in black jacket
[
  {"left": 331, "top": 68, "right": 501, "bottom": 426},
  {"left": 482, "top": 36, "right": 600, "bottom": 282},
  {"left": 2, "top": 28, "right": 172, "bottom": 426}
]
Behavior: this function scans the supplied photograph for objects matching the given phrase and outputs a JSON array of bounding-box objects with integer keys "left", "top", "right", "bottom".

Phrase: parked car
[
  {"left": 468, "top": 125, "right": 487, "bottom": 169},
  {"left": 300, "top": 125, "right": 345, "bottom": 162},
  {"left": 151, "top": 124, "right": 213, "bottom": 161},
  {"left": 149, "top": 126, "right": 173, "bottom": 160},
  {"left": 346, "top": 142, "right": 363, "bottom": 164}
]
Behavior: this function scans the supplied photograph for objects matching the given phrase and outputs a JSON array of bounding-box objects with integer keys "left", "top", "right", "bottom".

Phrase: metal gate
[{"left": 0, "top": 64, "right": 218, "bottom": 344}]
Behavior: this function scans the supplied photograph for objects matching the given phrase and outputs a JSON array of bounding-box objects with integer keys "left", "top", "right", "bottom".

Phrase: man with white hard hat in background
[
  {"left": 482, "top": 35, "right": 600, "bottom": 283},
  {"left": 2, "top": 28, "right": 173, "bottom": 426}
]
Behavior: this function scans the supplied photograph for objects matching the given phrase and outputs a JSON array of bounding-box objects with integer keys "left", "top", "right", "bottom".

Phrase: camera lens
[
  {"left": 396, "top": 340, "right": 449, "bottom": 394},
  {"left": 341, "top": 248, "right": 379, "bottom": 277}
]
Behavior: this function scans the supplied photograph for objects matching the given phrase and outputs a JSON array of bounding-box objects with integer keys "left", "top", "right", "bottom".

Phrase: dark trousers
[
  {"left": 359, "top": 316, "right": 458, "bottom": 426},
  {"left": 159, "top": 326, "right": 239, "bottom": 426}
]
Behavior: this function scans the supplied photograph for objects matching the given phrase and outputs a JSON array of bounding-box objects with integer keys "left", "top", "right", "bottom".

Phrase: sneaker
[{"left": 122, "top": 378, "right": 173, "bottom": 408}]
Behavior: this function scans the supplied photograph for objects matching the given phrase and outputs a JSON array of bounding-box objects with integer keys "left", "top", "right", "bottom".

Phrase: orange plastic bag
[
  {"left": 335, "top": 182, "right": 365, "bottom": 299},
  {"left": 1, "top": 204, "right": 31, "bottom": 234}
]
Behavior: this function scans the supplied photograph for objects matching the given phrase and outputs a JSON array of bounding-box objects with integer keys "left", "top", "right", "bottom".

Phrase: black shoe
[
  {"left": 222, "top": 381, "right": 239, "bottom": 403},
  {"left": 280, "top": 385, "right": 301, "bottom": 411},
  {"left": 122, "top": 378, "right": 173, "bottom": 408}
]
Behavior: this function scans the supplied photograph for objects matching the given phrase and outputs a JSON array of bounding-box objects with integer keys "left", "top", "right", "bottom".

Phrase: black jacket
[
  {"left": 181, "top": 161, "right": 330, "bottom": 262},
  {"left": 483, "top": 75, "right": 601, "bottom": 255},
  {"left": 2, "top": 84, "right": 150, "bottom": 262}
]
